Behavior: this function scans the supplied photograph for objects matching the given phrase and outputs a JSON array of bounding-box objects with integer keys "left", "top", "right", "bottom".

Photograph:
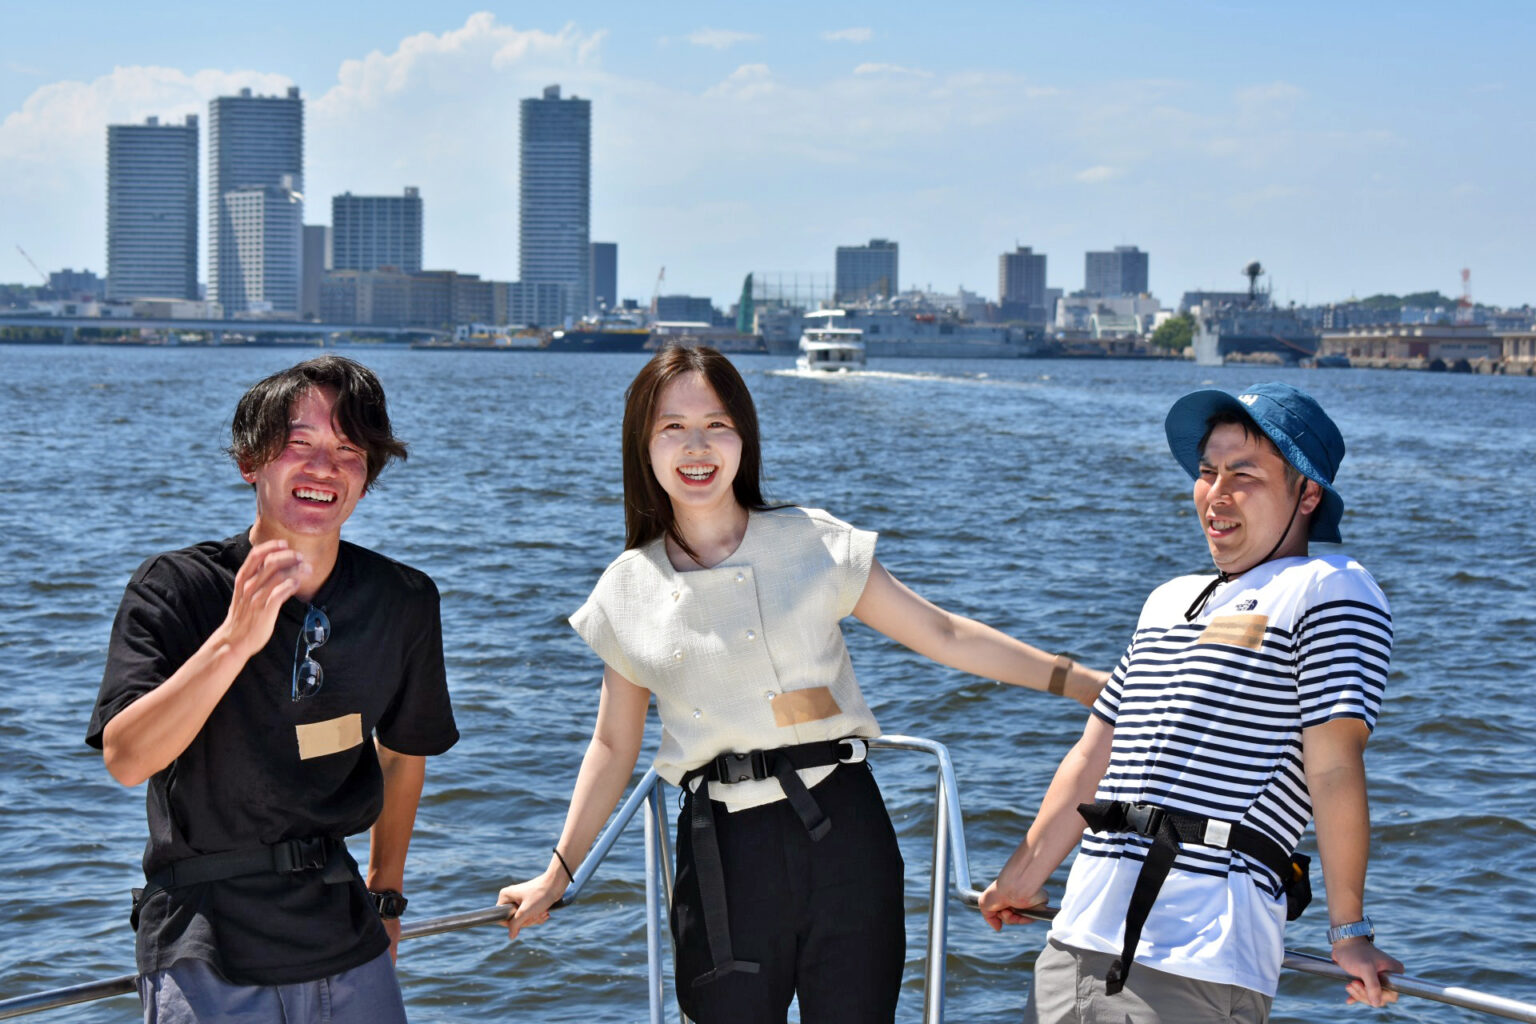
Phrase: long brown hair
[{"left": 621, "top": 345, "right": 772, "bottom": 558}]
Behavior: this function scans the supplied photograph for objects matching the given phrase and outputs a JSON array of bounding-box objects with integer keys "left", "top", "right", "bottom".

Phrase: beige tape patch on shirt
[
  {"left": 771, "top": 686, "right": 843, "bottom": 727},
  {"left": 1196, "top": 614, "right": 1270, "bottom": 651},
  {"left": 295, "top": 713, "right": 364, "bottom": 760}
]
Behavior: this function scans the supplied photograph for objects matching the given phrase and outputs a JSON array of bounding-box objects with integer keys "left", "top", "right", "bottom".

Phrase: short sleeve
[
  {"left": 1296, "top": 567, "right": 1392, "bottom": 731},
  {"left": 834, "top": 521, "right": 878, "bottom": 619},
  {"left": 1090, "top": 643, "right": 1134, "bottom": 726},
  {"left": 375, "top": 574, "right": 458, "bottom": 756},
  {"left": 571, "top": 592, "right": 641, "bottom": 683},
  {"left": 87, "top": 557, "right": 208, "bottom": 749}
]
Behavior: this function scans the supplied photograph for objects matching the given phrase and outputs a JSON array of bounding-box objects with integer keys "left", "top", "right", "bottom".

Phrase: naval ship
[{"left": 1192, "top": 262, "right": 1320, "bottom": 366}]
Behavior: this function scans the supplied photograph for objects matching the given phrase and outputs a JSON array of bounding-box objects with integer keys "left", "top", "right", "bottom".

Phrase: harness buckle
[
  {"left": 713, "top": 749, "right": 770, "bottom": 784},
  {"left": 273, "top": 837, "right": 330, "bottom": 874},
  {"left": 838, "top": 738, "right": 868, "bottom": 764},
  {"left": 1123, "top": 803, "right": 1164, "bottom": 837}
]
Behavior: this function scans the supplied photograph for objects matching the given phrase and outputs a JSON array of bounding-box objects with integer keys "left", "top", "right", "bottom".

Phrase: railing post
[
  {"left": 644, "top": 780, "right": 665, "bottom": 1024},
  {"left": 923, "top": 767, "right": 952, "bottom": 1023}
]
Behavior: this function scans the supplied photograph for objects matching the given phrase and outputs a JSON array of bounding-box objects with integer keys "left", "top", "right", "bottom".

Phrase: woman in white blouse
[{"left": 497, "top": 345, "right": 1103, "bottom": 1023}]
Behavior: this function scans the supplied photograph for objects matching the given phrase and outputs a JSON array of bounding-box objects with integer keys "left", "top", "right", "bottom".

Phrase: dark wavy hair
[
  {"left": 621, "top": 345, "right": 773, "bottom": 559},
  {"left": 227, "top": 355, "right": 407, "bottom": 492}
]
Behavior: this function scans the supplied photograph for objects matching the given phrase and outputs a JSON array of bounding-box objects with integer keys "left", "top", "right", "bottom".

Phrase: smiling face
[
  {"left": 1194, "top": 421, "right": 1319, "bottom": 575},
  {"left": 646, "top": 371, "right": 744, "bottom": 525},
  {"left": 242, "top": 386, "right": 368, "bottom": 543}
]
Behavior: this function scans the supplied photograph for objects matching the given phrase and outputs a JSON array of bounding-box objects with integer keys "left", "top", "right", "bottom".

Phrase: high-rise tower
[
  {"left": 106, "top": 114, "right": 199, "bottom": 300},
  {"left": 209, "top": 86, "right": 304, "bottom": 315},
  {"left": 1084, "top": 245, "right": 1148, "bottom": 297},
  {"left": 519, "top": 85, "right": 591, "bottom": 321},
  {"left": 999, "top": 246, "right": 1049, "bottom": 322},
  {"left": 332, "top": 188, "right": 423, "bottom": 273},
  {"left": 835, "top": 239, "right": 899, "bottom": 303}
]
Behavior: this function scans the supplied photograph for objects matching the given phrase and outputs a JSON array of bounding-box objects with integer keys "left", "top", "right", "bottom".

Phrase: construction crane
[
  {"left": 649, "top": 266, "right": 665, "bottom": 319},
  {"left": 15, "top": 245, "right": 48, "bottom": 286}
]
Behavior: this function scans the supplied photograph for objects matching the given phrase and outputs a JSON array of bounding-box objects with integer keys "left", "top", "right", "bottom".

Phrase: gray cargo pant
[{"left": 137, "top": 949, "right": 407, "bottom": 1024}]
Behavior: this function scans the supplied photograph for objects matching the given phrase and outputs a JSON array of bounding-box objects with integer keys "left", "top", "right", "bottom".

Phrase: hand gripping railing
[{"left": 3, "top": 734, "right": 1535, "bottom": 1022}]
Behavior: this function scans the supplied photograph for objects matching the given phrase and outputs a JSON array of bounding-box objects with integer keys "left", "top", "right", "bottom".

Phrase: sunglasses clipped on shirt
[{"left": 292, "top": 604, "right": 331, "bottom": 701}]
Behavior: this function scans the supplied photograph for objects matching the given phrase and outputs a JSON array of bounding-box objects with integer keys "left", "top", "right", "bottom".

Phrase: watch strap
[
  {"left": 1327, "top": 916, "right": 1373, "bottom": 944},
  {"left": 369, "top": 888, "right": 408, "bottom": 919}
]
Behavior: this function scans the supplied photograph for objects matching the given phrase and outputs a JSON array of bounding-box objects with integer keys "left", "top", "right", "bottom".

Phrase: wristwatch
[
  {"left": 1327, "top": 916, "right": 1373, "bottom": 944},
  {"left": 369, "top": 888, "right": 409, "bottom": 919}
]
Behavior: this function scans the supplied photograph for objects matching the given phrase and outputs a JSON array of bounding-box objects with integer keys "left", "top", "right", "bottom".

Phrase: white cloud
[
  {"left": 1074, "top": 165, "right": 1121, "bottom": 184},
  {"left": 686, "top": 28, "right": 759, "bottom": 50},
  {"left": 1236, "top": 81, "right": 1303, "bottom": 103},
  {"left": 822, "top": 28, "right": 872, "bottom": 43},
  {"left": 852, "top": 63, "right": 932, "bottom": 78},
  {"left": 703, "top": 64, "right": 778, "bottom": 101},
  {"left": 316, "top": 16, "right": 602, "bottom": 117}
]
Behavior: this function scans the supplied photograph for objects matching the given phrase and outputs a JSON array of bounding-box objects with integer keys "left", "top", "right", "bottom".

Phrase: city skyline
[{"left": 3, "top": 1, "right": 1531, "bottom": 308}]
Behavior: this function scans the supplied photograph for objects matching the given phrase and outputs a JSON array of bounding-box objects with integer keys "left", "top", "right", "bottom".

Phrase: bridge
[{"left": 0, "top": 313, "right": 448, "bottom": 344}]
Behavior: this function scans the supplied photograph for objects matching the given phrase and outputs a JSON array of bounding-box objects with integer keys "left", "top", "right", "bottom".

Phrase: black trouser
[{"left": 671, "top": 761, "right": 905, "bottom": 1024}]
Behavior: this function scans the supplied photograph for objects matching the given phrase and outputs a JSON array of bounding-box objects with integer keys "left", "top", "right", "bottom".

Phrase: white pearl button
[
  {"left": 692, "top": 708, "right": 702, "bottom": 719},
  {"left": 764, "top": 691, "right": 776, "bottom": 700},
  {"left": 672, "top": 591, "right": 680, "bottom": 601},
  {"left": 745, "top": 630, "right": 757, "bottom": 641},
  {"left": 673, "top": 650, "right": 684, "bottom": 661},
  {"left": 735, "top": 572, "right": 745, "bottom": 582}
]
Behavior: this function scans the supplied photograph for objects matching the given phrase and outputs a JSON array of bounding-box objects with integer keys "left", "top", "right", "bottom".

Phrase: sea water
[{"left": 0, "top": 344, "right": 1532, "bottom": 1022}]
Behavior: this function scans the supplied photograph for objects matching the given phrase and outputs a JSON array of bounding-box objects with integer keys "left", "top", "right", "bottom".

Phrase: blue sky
[{"left": 3, "top": 1, "right": 1532, "bottom": 307}]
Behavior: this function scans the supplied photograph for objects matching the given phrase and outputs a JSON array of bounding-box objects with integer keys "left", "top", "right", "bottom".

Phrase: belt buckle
[
  {"left": 838, "top": 738, "right": 868, "bottom": 764},
  {"left": 715, "top": 750, "right": 769, "bottom": 783},
  {"left": 1124, "top": 803, "right": 1163, "bottom": 836}
]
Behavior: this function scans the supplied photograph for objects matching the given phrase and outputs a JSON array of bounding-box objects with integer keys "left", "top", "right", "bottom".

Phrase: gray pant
[
  {"left": 137, "top": 949, "right": 407, "bottom": 1024},
  {"left": 1024, "top": 938, "right": 1271, "bottom": 1024}
]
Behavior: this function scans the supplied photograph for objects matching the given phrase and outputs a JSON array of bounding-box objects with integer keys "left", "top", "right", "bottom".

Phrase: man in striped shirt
[{"left": 980, "top": 382, "right": 1402, "bottom": 1023}]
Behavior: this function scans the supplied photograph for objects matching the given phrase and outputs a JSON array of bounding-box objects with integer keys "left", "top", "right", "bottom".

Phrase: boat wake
[{"left": 766, "top": 366, "right": 1024, "bottom": 387}]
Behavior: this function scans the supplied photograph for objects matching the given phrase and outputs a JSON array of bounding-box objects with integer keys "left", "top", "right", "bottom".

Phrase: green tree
[{"left": 1150, "top": 313, "right": 1194, "bottom": 351}]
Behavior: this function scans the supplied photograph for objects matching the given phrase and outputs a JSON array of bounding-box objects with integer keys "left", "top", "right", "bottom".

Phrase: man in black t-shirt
[{"left": 87, "top": 356, "right": 458, "bottom": 1023}]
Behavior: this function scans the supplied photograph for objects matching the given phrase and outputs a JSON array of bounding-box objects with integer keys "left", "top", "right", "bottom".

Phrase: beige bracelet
[{"left": 1048, "top": 654, "right": 1074, "bottom": 696}]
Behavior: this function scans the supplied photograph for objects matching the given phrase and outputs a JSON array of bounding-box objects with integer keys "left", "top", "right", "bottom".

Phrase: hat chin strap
[{"left": 1184, "top": 481, "right": 1307, "bottom": 622}]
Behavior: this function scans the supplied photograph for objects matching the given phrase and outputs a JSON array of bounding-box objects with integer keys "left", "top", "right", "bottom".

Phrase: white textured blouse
[{"left": 571, "top": 506, "right": 882, "bottom": 810}]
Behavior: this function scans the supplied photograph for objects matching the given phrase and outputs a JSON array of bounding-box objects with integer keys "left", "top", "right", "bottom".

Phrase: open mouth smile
[
  {"left": 294, "top": 488, "right": 338, "bottom": 504},
  {"left": 1206, "top": 517, "right": 1238, "bottom": 536},
  {"left": 677, "top": 465, "right": 717, "bottom": 484}
]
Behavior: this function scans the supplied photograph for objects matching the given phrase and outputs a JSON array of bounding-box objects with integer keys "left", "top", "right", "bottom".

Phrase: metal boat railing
[{"left": 3, "top": 734, "right": 1535, "bottom": 1022}]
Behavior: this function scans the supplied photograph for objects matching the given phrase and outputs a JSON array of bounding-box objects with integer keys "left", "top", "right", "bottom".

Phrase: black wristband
[{"left": 552, "top": 846, "right": 576, "bottom": 885}]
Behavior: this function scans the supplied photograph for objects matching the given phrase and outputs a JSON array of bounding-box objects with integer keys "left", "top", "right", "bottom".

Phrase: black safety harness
[
  {"left": 131, "top": 835, "right": 354, "bottom": 929},
  {"left": 677, "top": 737, "right": 869, "bottom": 988},
  {"left": 1076, "top": 800, "right": 1311, "bottom": 994}
]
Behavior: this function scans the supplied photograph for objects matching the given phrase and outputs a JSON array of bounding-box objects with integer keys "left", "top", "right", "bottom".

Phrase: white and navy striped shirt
[{"left": 1049, "top": 554, "right": 1391, "bottom": 995}]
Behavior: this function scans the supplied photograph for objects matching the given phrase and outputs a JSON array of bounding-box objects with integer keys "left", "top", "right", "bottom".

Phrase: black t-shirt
[{"left": 86, "top": 532, "right": 458, "bottom": 984}]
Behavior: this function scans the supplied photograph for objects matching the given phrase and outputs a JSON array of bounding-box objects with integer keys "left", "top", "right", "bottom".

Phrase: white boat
[
  {"left": 789, "top": 305, "right": 1038, "bottom": 359},
  {"left": 796, "top": 325, "right": 866, "bottom": 372}
]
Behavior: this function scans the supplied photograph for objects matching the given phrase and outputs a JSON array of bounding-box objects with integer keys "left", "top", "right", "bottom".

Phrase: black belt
[
  {"left": 1077, "top": 800, "right": 1306, "bottom": 995},
  {"left": 131, "top": 836, "right": 353, "bottom": 929},
  {"left": 678, "top": 737, "right": 869, "bottom": 988}
]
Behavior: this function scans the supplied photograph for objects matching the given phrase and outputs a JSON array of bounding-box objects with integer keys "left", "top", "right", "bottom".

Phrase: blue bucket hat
[{"left": 1164, "top": 381, "right": 1346, "bottom": 543}]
